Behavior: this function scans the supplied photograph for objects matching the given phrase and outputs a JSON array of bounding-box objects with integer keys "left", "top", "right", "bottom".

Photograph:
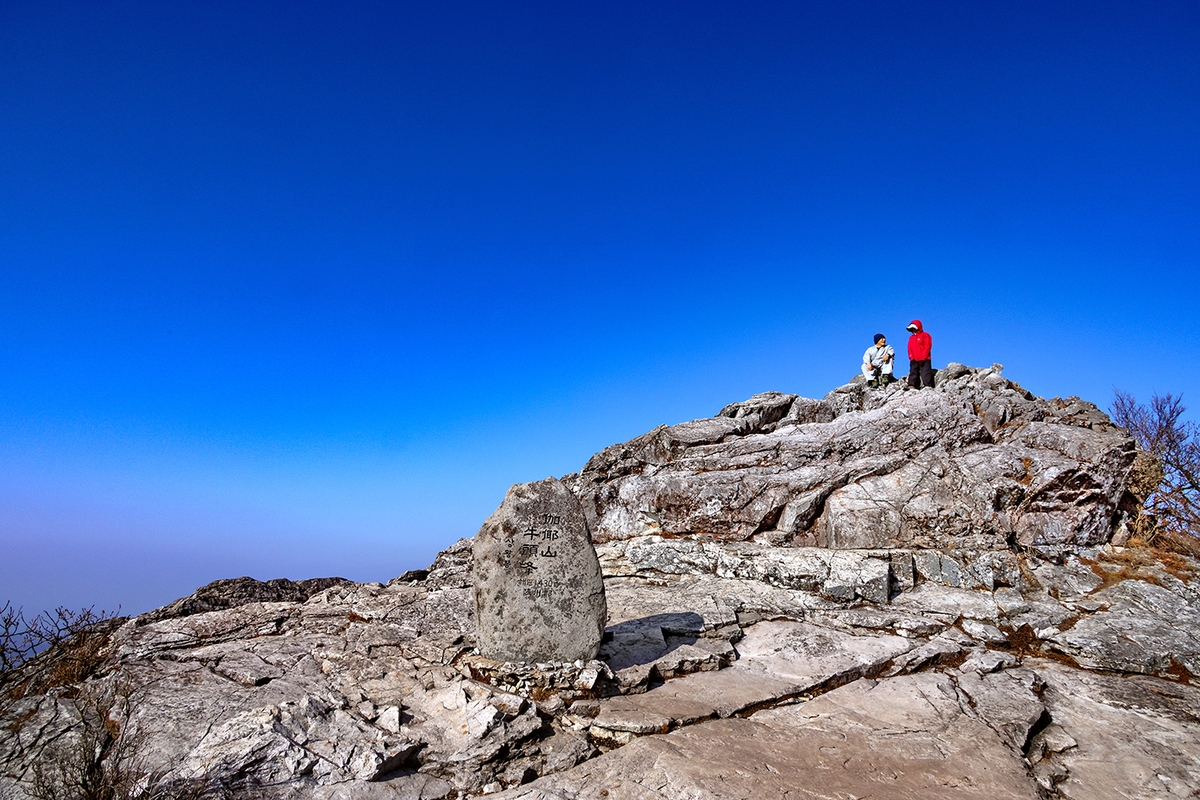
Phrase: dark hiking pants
[{"left": 908, "top": 359, "right": 934, "bottom": 388}]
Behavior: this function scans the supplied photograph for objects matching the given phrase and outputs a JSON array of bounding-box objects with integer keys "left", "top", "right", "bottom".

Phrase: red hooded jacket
[{"left": 907, "top": 319, "right": 932, "bottom": 361}]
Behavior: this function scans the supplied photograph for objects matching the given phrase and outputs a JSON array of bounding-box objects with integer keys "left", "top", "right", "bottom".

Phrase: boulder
[{"left": 472, "top": 478, "right": 607, "bottom": 663}]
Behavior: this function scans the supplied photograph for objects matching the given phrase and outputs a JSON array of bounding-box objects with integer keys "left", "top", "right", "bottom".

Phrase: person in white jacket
[{"left": 862, "top": 334, "right": 896, "bottom": 386}]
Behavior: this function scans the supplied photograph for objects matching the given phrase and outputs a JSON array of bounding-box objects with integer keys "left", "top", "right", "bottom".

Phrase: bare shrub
[
  {"left": 4, "top": 611, "right": 263, "bottom": 799},
  {"left": 1, "top": 604, "right": 123, "bottom": 699},
  {"left": 1111, "top": 390, "right": 1200, "bottom": 552},
  {"left": 28, "top": 688, "right": 147, "bottom": 800},
  {"left": 26, "top": 685, "right": 257, "bottom": 800}
]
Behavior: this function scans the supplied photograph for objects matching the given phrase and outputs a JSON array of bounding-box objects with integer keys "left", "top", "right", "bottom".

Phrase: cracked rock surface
[
  {"left": 1, "top": 366, "right": 1197, "bottom": 799},
  {"left": 564, "top": 363, "right": 1144, "bottom": 552}
]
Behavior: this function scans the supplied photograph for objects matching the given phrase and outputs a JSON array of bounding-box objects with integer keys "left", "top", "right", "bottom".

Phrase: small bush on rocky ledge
[
  {"left": 1112, "top": 390, "right": 1200, "bottom": 556},
  {"left": 27, "top": 685, "right": 262, "bottom": 800},
  {"left": 1, "top": 604, "right": 122, "bottom": 699}
]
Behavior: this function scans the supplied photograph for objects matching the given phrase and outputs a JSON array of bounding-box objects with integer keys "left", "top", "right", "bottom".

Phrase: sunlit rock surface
[
  {"left": 1, "top": 365, "right": 1196, "bottom": 800},
  {"left": 564, "top": 363, "right": 1146, "bottom": 552}
]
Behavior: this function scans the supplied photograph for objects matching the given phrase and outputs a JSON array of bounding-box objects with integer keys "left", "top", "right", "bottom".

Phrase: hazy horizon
[{"left": 2, "top": 1, "right": 1197, "bottom": 617}]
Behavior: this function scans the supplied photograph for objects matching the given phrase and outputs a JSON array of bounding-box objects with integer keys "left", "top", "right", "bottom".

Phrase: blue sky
[{"left": 2, "top": 1, "right": 1197, "bottom": 616}]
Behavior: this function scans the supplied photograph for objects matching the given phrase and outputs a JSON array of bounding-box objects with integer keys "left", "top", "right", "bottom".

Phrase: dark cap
[{"left": 873, "top": 333, "right": 885, "bottom": 344}]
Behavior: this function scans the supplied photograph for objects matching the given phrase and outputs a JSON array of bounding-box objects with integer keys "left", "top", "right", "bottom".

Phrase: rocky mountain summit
[{"left": 2, "top": 364, "right": 1198, "bottom": 800}]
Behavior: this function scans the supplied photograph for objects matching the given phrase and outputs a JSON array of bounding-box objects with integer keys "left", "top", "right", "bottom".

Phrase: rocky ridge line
[{"left": 0, "top": 365, "right": 1196, "bottom": 800}]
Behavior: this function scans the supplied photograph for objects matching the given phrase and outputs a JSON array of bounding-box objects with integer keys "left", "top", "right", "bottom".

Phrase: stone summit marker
[{"left": 472, "top": 477, "right": 607, "bottom": 663}]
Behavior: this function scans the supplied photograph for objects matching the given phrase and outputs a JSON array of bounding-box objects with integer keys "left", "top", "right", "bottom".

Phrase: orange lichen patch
[
  {"left": 1155, "top": 550, "right": 1200, "bottom": 582},
  {"left": 1102, "top": 544, "right": 1170, "bottom": 569},
  {"left": 1086, "top": 561, "right": 1160, "bottom": 591},
  {"left": 528, "top": 686, "right": 557, "bottom": 702},
  {"left": 1002, "top": 624, "right": 1041, "bottom": 656},
  {"left": 1017, "top": 457, "right": 1034, "bottom": 486},
  {"left": 346, "top": 612, "right": 369, "bottom": 623}
]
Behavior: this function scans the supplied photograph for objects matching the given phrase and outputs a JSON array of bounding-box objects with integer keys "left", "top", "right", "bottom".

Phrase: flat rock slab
[
  {"left": 891, "top": 582, "right": 1001, "bottom": 622},
  {"left": 733, "top": 619, "right": 914, "bottom": 687},
  {"left": 589, "top": 619, "right": 914, "bottom": 736},
  {"left": 473, "top": 478, "right": 607, "bottom": 662},
  {"left": 603, "top": 576, "right": 740, "bottom": 631},
  {"left": 1029, "top": 659, "right": 1200, "bottom": 799},
  {"left": 591, "top": 669, "right": 799, "bottom": 735},
  {"left": 1047, "top": 578, "right": 1200, "bottom": 678},
  {"left": 497, "top": 673, "right": 1040, "bottom": 800},
  {"left": 954, "top": 667, "right": 1046, "bottom": 752}
]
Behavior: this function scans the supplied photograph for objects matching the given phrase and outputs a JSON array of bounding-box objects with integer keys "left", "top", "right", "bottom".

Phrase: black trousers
[{"left": 908, "top": 359, "right": 934, "bottom": 388}]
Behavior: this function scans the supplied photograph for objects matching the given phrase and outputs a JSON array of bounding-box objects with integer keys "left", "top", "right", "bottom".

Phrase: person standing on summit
[{"left": 906, "top": 319, "right": 934, "bottom": 388}]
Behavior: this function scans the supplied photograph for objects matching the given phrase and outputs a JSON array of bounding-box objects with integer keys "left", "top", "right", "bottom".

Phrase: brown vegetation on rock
[
  {"left": 1, "top": 604, "right": 123, "bottom": 700},
  {"left": 1111, "top": 390, "right": 1200, "bottom": 555},
  {"left": 25, "top": 685, "right": 251, "bottom": 800}
]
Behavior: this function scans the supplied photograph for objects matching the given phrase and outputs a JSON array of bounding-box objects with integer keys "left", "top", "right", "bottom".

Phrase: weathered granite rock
[
  {"left": 563, "top": 364, "right": 1142, "bottom": 552},
  {"left": 472, "top": 478, "right": 607, "bottom": 663},
  {"left": 584, "top": 619, "right": 914, "bottom": 745},
  {"left": 138, "top": 575, "right": 351, "bottom": 623},
  {"left": 4, "top": 537, "right": 1199, "bottom": 799},
  {"left": 499, "top": 674, "right": 1043, "bottom": 800},
  {"left": 1029, "top": 659, "right": 1200, "bottom": 798},
  {"left": 954, "top": 666, "right": 1047, "bottom": 751},
  {"left": 3, "top": 371, "right": 1198, "bottom": 800},
  {"left": 1047, "top": 576, "right": 1200, "bottom": 678}
]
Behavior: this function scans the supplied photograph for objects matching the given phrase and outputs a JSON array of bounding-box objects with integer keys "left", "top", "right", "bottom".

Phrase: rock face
[
  {"left": 472, "top": 478, "right": 607, "bottom": 663},
  {"left": 139, "top": 576, "right": 352, "bottom": 623},
  {"left": 1, "top": 366, "right": 1196, "bottom": 800},
  {"left": 564, "top": 363, "right": 1144, "bottom": 553}
]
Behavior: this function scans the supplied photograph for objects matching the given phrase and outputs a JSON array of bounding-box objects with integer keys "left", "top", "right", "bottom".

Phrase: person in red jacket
[{"left": 906, "top": 319, "right": 934, "bottom": 388}]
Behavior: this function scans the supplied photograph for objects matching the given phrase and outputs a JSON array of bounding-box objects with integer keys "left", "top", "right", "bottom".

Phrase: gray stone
[
  {"left": 607, "top": 536, "right": 901, "bottom": 604},
  {"left": 812, "top": 607, "right": 947, "bottom": 638},
  {"left": 732, "top": 619, "right": 914, "bottom": 691},
  {"left": 1029, "top": 659, "right": 1200, "bottom": 799},
  {"left": 472, "top": 478, "right": 607, "bottom": 663},
  {"left": 962, "top": 618, "right": 1008, "bottom": 644},
  {"left": 955, "top": 667, "right": 1046, "bottom": 751},
  {"left": 885, "top": 633, "right": 968, "bottom": 677},
  {"left": 891, "top": 582, "right": 1001, "bottom": 622},
  {"left": 993, "top": 586, "right": 1031, "bottom": 615},
  {"left": 564, "top": 365, "right": 1141, "bottom": 552},
  {"left": 957, "top": 649, "right": 1019, "bottom": 674},
  {"left": 495, "top": 674, "right": 1041, "bottom": 800},
  {"left": 1047, "top": 577, "right": 1200, "bottom": 678},
  {"left": 587, "top": 618, "right": 913, "bottom": 743}
]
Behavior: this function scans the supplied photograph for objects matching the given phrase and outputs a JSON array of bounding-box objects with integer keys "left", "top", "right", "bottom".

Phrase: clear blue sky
[{"left": 2, "top": 1, "right": 1197, "bottom": 616}]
